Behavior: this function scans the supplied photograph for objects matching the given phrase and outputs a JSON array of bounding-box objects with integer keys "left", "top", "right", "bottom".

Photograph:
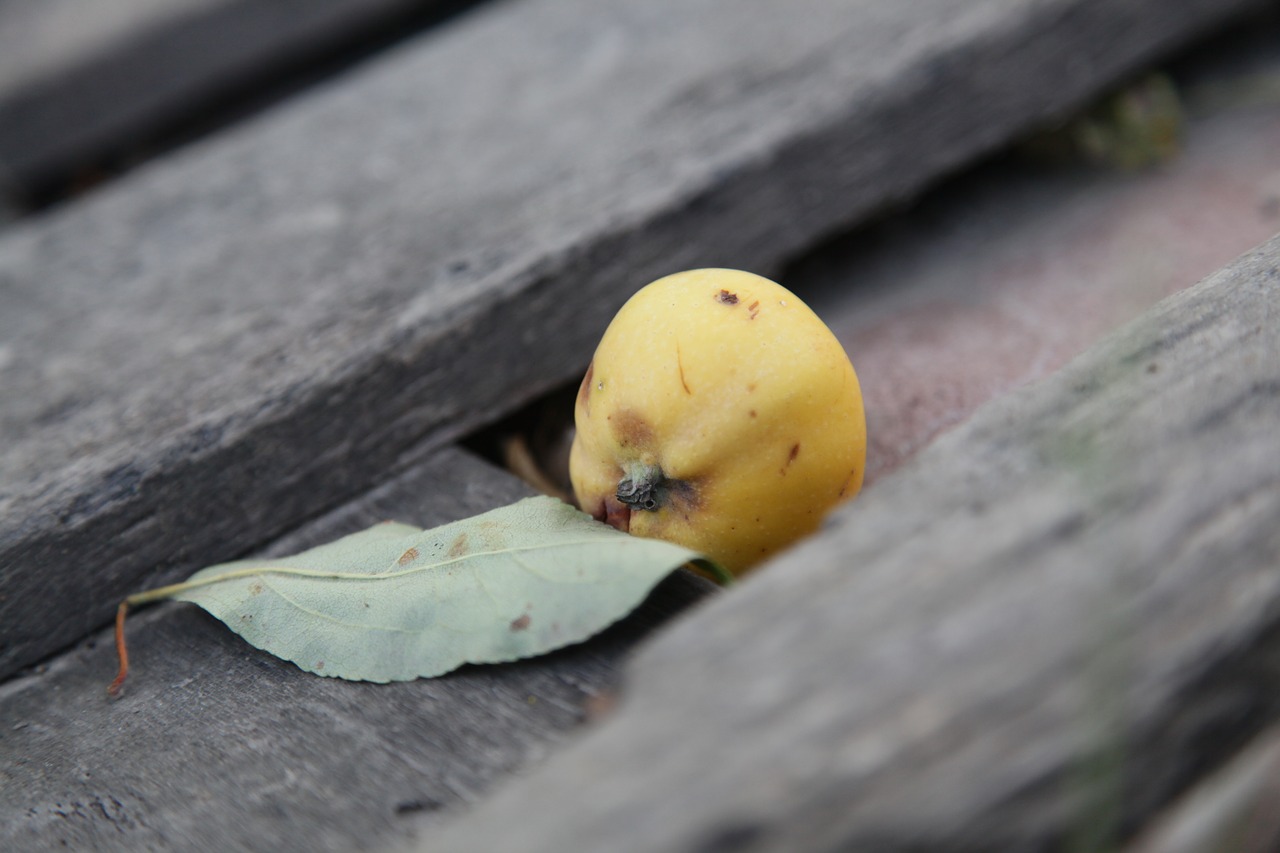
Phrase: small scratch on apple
[
  {"left": 677, "top": 341, "right": 692, "bottom": 394},
  {"left": 780, "top": 442, "right": 800, "bottom": 475}
]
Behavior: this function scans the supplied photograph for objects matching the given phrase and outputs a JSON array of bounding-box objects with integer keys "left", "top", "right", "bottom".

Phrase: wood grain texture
[
  {"left": 0, "top": 0, "right": 1263, "bottom": 678},
  {"left": 421, "top": 236, "right": 1280, "bottom": 852},
  {"left": 0, "top": 445, "right": 716, "bottom": 852},
  {"left": 0, "top": 0, "right": 472, "bottom": 194}
]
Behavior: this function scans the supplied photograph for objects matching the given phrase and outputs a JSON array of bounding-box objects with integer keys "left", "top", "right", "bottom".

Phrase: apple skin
[{"left": 569, "top": 268, "right": 866, "bottom": 574}]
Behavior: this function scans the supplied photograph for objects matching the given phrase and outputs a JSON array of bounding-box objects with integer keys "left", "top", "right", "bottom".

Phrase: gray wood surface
[
  {"left": 0, "top": 0, "right": 1261, "bottom": 678},
  {"left": 0, "top": 0, "right": 469, "bottom": 195},
  {"left": 1127, "top": 723, "right": 1280, "bottom": 853},
  {"left": 0, "top": 445, "right": 715, "bottom": 852},
  {"left": 420, "top": 235, "right": 1280, "bottom": 851}
]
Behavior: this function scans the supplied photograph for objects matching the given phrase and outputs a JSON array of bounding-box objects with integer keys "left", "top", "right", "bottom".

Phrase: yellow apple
[{"left": 569, "top": 268, "right": 865, "bottom": 574}]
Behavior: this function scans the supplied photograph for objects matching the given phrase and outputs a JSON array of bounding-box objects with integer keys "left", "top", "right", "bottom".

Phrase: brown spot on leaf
[
  {"left": 249, "top": 583, "right": 264, "bottom": 596},
  {"left": 448, "top": 533, "right": 469, "bottom": 559},
  {"left": 578, "top": 361, "right": 594, "bottom": 413},
  {"left": 397, "top": 547, "right": 419, "bottom": 566},
  {"left": 315, "top": 661, "right": 325, "bottom": 671},
  {"left": 610, "top": 409, "right": 653, "bottom": 450},
  {"left": 676, "top": 343, "right": 691, "bottom": 394},
  {"left": 715, "top": 290, "right": 739, "bottom": 305},
  {"left": 510, "top": 614, "right": 531, "bottom": 632}
]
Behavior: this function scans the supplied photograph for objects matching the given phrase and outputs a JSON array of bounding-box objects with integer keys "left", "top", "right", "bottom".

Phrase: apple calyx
[{"left": 616, "top": 462, "right": 669, "bottom": 512}]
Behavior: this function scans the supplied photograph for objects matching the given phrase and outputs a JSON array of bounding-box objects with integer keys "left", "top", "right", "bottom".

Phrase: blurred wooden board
[
  {"left": 0, "top": 446, "right": 714, "bottom": 852},
  {"left": 0, "top": 0, "right": 1263, "bottom": 678},
  {"left": 0, "top": 0, "right": 471, "bottom": 196},
  {"left": 423, "top": 235, "right": 1280, "bottom": 851},
  {"left": 1128, "top": 723, "right": 1280, "bottom": 853},
  {"left": 787, "top": 27, "right": 1280, "bottom": 487}
]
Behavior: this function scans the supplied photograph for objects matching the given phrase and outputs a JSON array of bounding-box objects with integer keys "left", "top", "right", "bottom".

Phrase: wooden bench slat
[
  {"left": 0, "top": 0, "right": 469, "bottom": 195},
  {"left": 420, "top": 235, "right": 1280, "bottom": 851},
  {"left": 0, "top": 0, "right": 1259, "bottom": 678},
  {"left": 1127, "top": 722, "right": 1280, "bottom": 853}
]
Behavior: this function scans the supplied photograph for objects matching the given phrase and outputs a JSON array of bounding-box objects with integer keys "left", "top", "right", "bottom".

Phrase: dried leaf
[{"left": 120, "top": 497, "right": 719, "bottom": 684}]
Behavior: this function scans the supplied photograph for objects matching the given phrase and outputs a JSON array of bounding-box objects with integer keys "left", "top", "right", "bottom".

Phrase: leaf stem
[
  {"left": 107, "top": 601, "right": 130, "bottom": 698},
  {"left": 105, "top": 564, "right": 335, "bottom": 696}
]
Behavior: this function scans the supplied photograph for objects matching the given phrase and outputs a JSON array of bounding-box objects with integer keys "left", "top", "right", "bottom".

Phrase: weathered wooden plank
[
  {"left": 0, "top": 0, "right": 472, "bottom": 197},
  {"left": 0, "top": 0, "right": 1262, "bottom": 679},
  {"left": 0, "top": 444, "right": 715, "bottom": 852},
  {"left": 1127, "top": 723, "right": 1280, "bottom": 853},
  {"left": 421, "top": 236, "right": 1280, "bottom": 851}
]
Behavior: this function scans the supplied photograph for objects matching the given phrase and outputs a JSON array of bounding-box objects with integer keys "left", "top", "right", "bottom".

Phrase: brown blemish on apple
[
  {"left": 838, "top": 466, "right": 859, "bottom": 498},
  {"left": 397, "top": 547, "right": 419, "bottom": 566},
  {"left": 447, "top": 533, "right": 469, "bottom": 558},
  {"left": 577, "top": 361, "right": 594, "bottom": 414},
  {"left": 715, "top": 290, "right": 739, "bottom": 305},
  {"left": 657, "top": 477, "right": 703, "bottom": 517},
  {"left": 586, "top": 497, "right": 607, "bottom": 522},
  {"left": 510, "top": 614, "right": 531, "bottom": 632},
  {"left": 748, "top": 409, "right": 757, "bottom": 418},
  {"left": 747, "top": 383, "right": 756, "bottom": 392},
  {"left": 604, "top": 497, "right": 632, "bottom": 532},
  {"left": 780, "top": 443, "right": 800, "bottom": 475},
  {"left": 748, "top": 300, "right": 760, "bottom": 319},
  {"left": 676, "top": 342, "right": 691, "bottom": 394},
  {"left": 609, "top": 409, "right": 653, "bottom": 450}
]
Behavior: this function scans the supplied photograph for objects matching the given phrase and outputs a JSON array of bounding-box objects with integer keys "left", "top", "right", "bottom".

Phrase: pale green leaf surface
[{"left": 170, "top": 497, "right": 707, "bottom": 682}]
